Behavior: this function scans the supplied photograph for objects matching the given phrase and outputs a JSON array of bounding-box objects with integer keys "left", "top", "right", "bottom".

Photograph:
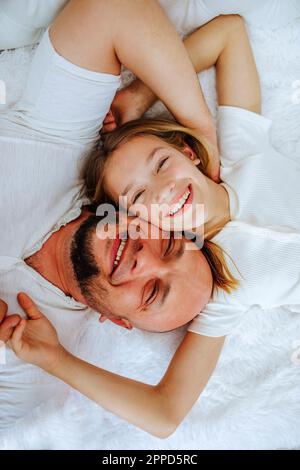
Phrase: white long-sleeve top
[{"left": 188, "top": 106, "right": 300, "bottom": 337}]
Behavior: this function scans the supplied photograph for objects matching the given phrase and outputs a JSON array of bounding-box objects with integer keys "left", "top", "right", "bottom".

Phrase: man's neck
[{"left": 25, "top": 212, "right": 90, "bottom": 304}]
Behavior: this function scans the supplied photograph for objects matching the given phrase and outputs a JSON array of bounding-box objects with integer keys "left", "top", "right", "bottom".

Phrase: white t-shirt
[
  {"left": 0, "top": 124, "right": 93, "bottom": 433},
  {"left": 188, "top": 106, "right": 300, "bottom": 337},
  {"left": 0, "top": 0, "right": 67, "bottom": 49}
]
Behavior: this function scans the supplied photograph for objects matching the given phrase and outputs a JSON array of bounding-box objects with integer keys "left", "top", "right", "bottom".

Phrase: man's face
[{"left": 71, "top": 214, "right": 213, "bottom": 332}]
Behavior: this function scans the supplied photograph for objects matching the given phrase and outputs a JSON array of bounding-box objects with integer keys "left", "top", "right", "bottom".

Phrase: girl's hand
[
  {"left": 0, "top": 299, "right": 21, "bottom": 343},
  {"left": 191, "top": 125, "right": 220, "bottom": 183},
  {"left": 206, "top": 141, "right": 220, "bottom": 183},
  {"left": 9, "top": 293, "right": 64, "bottom": 373}
]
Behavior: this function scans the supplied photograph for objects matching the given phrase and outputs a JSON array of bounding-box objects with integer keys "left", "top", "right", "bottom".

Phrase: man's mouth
[
  {"left": 110, "top": 232, "right": 129, "bottom": 274},
  {"left": 168, "top": 184, "right": 193, "bottom": 217}
]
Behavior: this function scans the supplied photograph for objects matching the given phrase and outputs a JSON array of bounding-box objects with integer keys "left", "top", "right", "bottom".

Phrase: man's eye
[
  {"left": 146, "top": 282, "right": 157, "bottom": 305},
  {"left": 164, "top": 235, "right": 174, "bottom": 256},
  {"left": 132, "top": 189, "right": 144, "bottom": 204},
  {"left": 157, "top": 157, "right": 169, "bottom": 173}
]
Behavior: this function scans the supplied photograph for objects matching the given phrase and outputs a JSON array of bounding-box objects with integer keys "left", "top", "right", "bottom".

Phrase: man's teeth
[
  {"left": 169, "top": 189, "right": 190, "bottom": 215},
  {"left": 114, "top": 239, "right": 126, "bottom": 267}
]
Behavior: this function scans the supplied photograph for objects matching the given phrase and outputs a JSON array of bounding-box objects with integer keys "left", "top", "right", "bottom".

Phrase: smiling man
[
  {"left": 26, "top": 211, "right": 212, "bottom": 333},
  {"left": 0, "top": 207, "right": 212, "bottom": 431}
]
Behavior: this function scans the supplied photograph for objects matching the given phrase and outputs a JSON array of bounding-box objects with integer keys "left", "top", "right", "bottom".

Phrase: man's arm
[
  {"left": 50, "top": 0, "right": 216, "bottom": 146},
  {"left": 9, "top": 294, "right": 225, "bottom": 438}
]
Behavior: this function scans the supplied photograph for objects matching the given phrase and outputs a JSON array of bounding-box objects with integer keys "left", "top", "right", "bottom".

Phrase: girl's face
[{"left": 104, "top": 135, "right": 212, "bottom": 232}]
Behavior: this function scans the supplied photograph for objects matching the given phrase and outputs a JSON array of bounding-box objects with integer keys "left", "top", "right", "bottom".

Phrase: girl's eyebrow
[
  {"left": 146, "top": 146, "right": 164, "bottom": 164},
  {"left": 122, "top": 182, "right": 134, "bottom": 196},
  {"left": 122, "top": 147, "right": 164, "bottom": 196}
]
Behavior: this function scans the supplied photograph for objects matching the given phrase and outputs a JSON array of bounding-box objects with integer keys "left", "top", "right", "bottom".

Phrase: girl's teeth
[
  {"left": 114, "top": 239, "right": 126, "bottom": 266},
  {"left": 169, "top": 189, "right": 190, "bottom": 215}
]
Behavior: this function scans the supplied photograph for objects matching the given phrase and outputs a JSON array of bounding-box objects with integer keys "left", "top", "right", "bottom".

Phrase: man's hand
[
  {"left": 0, "top": 299, "right": 21, "bottom": 343},
  {"left": 102, "top": 79, "right": 157, "bottom": 134},
  {"left": 9, "top": 293, "right": 64, "bottom": 373}
]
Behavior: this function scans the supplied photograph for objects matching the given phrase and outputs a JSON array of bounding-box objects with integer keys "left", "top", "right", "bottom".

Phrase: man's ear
[
  {"left": 99, "top": 314, "right": 133, "bottom": 330},
  {"left": 182, "top": 144, "right": 200, "bottom": 166}
]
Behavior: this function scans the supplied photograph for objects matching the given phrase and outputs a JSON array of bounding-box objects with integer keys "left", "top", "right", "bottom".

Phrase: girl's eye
[
  {"left": 157, "top": 157, "right": 169, "bottom": 173},
  {"left": 146, "top": 282, "right": 158, "bottom": 305},
  {"left": 132, "top": 189, "right": 145, "bottom": 204}
]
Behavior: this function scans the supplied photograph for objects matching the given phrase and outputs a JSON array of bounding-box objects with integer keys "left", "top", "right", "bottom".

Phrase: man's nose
[
  {"left": 128, "top": 243, "right": 168, "bottom": 280},
  {"left": 156, "top": 181, "right": 175, "bottom": 204}
]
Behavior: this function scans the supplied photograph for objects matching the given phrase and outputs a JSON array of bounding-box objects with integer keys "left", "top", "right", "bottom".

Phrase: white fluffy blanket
[{"left": 0, "top": 15, "right": 300, "bottom": 450}]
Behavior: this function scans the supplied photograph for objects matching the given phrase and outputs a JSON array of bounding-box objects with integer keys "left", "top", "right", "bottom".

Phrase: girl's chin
[{"left": 160, "top": 210, "right": 202, "bottom": 232}]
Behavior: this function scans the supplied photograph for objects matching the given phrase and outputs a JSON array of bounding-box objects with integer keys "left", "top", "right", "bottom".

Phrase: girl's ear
[{"left": 182, "top": 144, "right": 200, "bottom": 166}]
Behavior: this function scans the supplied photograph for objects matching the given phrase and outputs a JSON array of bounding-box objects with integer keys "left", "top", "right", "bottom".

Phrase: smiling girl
[{"left": 86, "top": 14, "right": 260, "bottom": 239}]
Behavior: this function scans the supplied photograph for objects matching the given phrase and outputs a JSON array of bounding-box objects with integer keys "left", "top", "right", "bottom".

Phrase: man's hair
[{"left": 70, "top": 215, "right": 108, "bottom": 311}]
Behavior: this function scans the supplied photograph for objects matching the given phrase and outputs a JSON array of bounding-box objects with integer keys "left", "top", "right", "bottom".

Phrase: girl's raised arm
[{"left": 184, "top": 14, "right": 261, "bottom": 113}]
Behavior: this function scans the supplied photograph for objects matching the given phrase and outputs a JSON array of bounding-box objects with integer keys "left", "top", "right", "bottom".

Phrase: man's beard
[{"left": 70, "top": 214, "right": 106, "bottom": 310}]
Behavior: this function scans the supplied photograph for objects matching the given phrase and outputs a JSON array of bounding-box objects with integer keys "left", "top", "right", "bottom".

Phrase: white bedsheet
[{"left": 0, "top": 9, "right": 300, "bottom": 451}]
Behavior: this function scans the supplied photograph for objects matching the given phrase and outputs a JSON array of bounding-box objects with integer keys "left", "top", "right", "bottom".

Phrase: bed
[{"left": 0, "top": 2, "right": 300, "bottom": 450}]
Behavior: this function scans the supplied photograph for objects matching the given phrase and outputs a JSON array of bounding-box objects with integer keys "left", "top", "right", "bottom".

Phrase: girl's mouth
[{"left": 168, "top": 184, "right": 193, "bottom": 217}]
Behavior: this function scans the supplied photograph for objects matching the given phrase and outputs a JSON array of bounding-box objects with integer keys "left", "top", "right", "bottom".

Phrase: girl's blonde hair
[{"left": 83, "top": 118, "right": 238, "bottom": 295}]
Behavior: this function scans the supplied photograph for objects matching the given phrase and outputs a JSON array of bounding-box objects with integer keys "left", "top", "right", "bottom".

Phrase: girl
[{"left": 5, "top": 14, "right": 300, "bottom": 438}]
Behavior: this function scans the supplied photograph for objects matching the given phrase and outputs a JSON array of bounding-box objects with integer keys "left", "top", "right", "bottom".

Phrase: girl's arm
[
  {"left": 184, "top": 14, "right": 261, "bottom": 113},
  {"left": 9, "top": 294, "right": 225, "bottom": 438}
]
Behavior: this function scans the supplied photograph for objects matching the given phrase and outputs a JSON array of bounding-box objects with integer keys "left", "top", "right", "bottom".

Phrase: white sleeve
[
  {"left": 187, "top": 301, "right": 246, "bottom": 338},
  {"left": 217, "top": 106, "right": 272, "bottom": 166},
  {"left": 0, "top": 0, "right": 67, "bottom": 49}
]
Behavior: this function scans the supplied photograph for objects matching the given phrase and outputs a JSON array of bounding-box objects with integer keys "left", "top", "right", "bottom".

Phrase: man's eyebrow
[
  {"left": 175, "top": 240, "right": 185, "bottom": 259},
  {"left": 160, "top": 283, "right": 171, "bottom": 307}
]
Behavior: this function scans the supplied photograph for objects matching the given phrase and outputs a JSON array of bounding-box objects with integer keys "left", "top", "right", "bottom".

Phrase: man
[{"left": 0, "top": 0, "right": 215, "bottom": 431}]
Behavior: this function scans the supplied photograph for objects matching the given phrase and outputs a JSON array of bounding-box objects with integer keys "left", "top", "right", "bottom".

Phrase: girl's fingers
[
  {"left": 0, "top": 315, "right": 21, "bottom": 342},
  {"left": 17, "top": 293, "right": 43, "bottom": 320},
  {"left": 10, "top": 319, "right": 26, "bottom": 350},
  {"left": 0, "top": 299, "right": 8, "bottom": 322}
]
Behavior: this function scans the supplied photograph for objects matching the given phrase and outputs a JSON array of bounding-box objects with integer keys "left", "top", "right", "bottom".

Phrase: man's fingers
[
  {"left": 103, "top": 112, "right": 115, "bottom": 125},
  {"left": 0, "top": 315, "right": 21, "bottom": 342},
  {"left": 0, "top": 299, "right": 8, "bottom": 323},
  {"left": 102, "top": 122, "right": 118, "bottom": 134},
  {"left": 17, "top": 293, "right": 43, "bottom": 320}
]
